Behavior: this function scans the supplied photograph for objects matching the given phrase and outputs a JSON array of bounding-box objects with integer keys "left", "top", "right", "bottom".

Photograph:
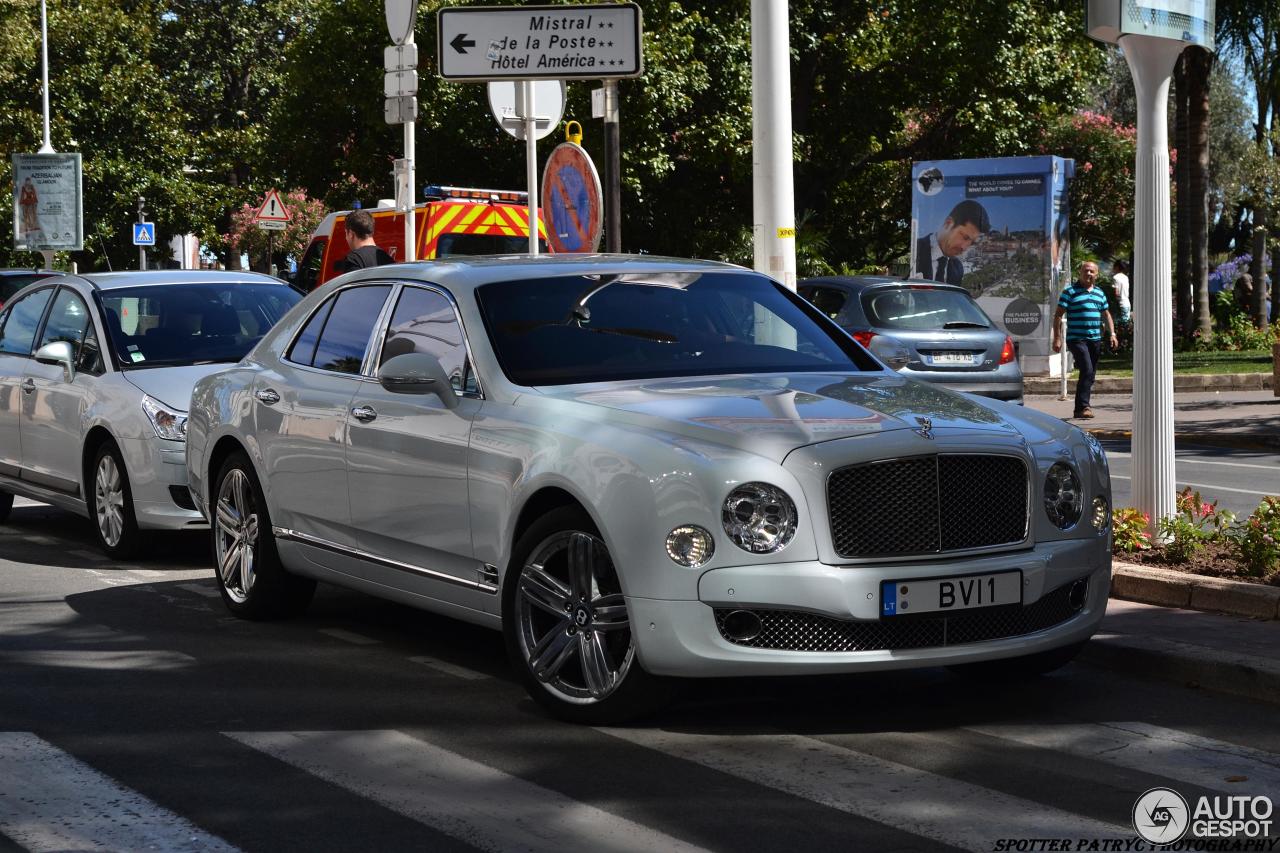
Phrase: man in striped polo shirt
[{"left": 1051, "top": 260, "right": 1117, "bottom": 419}]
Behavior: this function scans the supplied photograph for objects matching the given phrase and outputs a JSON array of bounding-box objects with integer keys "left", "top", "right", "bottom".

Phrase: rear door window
[{"left": 305, "top": 286, "right": 392, "bottom": 375}]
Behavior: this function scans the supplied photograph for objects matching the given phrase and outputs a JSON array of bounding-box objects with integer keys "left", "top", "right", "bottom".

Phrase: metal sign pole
[
  {"left": 137, "top": 196, "right": 147, "bottom": 271},
  {"left": 404, "top": 33, "right": 417, "bottom": 263},
  {"left": 603, "top": 79, "right": 621, "bottom": 253},
  {"left": 38, "top": 0, "right": 52, "bottom": 155},
  {"left": 523, "top": 80, "right": 539, "bottom": 256}
]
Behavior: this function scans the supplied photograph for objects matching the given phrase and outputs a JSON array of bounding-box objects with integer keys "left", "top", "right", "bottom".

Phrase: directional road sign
[
  {"left": 132, "top": 222, "right": 155, "bottom": 246},
  {"left": 437, "top": 3, "right": 642, "bottom": 81}
]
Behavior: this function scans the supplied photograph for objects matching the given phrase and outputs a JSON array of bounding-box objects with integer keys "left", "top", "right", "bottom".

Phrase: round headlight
[
  {"left": 1091, "top": 495, "right": 1110, "bottom": 532},
  {"left": 665, "top": 525, "right": 714, "bottom": 567},
  {"left": 722, "top": 483, "right": 797, "bottom": 554},
  {"left": 1044, "top": 462, "right": 1083, "bottom": 530}
]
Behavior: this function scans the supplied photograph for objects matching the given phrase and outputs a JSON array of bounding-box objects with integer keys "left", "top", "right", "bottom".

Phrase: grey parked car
[
  {"left": 0, "top": 270, "right": 300, "bottom": 557},
  {"left": 187, "top": 256, "right": 1110, "bottom": 723},
  {"left": 799, "top": 276, "right": 1024, "bottom": 403}
]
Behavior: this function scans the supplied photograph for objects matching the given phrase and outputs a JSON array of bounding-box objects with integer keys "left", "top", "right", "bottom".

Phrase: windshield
[
  {"left": 97, "top": 282, "right": 301, "bottom": 368},
  {"left": 476, "top": 271, "right": 878, "bottom": 386},
  {"left": 862, "top": 286, "right": 991, "bottom": 330}
]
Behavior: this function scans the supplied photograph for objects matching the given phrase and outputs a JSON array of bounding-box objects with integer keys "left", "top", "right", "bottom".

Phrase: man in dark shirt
[{"left": 341, "top": 209, "right": 394, "bottom": 272}]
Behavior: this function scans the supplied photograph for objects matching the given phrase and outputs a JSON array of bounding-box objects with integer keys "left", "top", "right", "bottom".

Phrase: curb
[
  {"left": 1080, "top": 632, "right": 1280, "bottom": 707},
  {"left": 1082, "top": 428, "right": 1280, "bottom": 452},
  {"left": 1111, "top": 562, "right": 1280, "bottom": 620},
  {"left": 1024, "top": 372, "right": 1273, "bottom": 395}
]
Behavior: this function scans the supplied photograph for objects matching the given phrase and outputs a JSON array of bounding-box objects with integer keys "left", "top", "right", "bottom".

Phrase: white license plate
[
  {"left": 929, "top": 351, "right": 976, "bottom": 365},
  {"left": 881, "top": 571, "right": 1022, "bottom": 617}
]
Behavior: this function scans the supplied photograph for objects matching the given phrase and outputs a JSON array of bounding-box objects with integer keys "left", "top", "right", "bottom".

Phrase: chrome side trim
[{"left": 273, "top": 526, "right": 499, "bottom": 595}]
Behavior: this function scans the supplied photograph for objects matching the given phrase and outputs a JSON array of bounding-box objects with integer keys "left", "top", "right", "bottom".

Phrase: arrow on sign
[{"left": 450, "top": 32, "right": 475, "bottom": 53}]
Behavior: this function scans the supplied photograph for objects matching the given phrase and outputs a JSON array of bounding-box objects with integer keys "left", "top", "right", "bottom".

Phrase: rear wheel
[
  {"left": 503, "top": 506, "right": 672, "bottom": 724},
  {"left": 948, "top": 641, "right": 1085, "bottom": 681},
  {"left": 212, "top": 451, "right": 315, "bottom": 620},
  {"left": 0, "top": 490, "right": 12, "bottom": 523},
  {"left": 88, "top": 442, "right": 142, "bottom": 559}
]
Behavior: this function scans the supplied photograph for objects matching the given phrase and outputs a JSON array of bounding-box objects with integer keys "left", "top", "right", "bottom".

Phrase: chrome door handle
[
  {"left": 21, "top": 378, "right": 35, "bottom": 394},
  {"left": 255, "top": 388, "right": 280, "bottom": 405},
  {"left": 350, "top": 405, "right": 378, "bottom": 423}
]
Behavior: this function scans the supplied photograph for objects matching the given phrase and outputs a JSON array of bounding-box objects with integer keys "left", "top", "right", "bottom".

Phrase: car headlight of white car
[
  {"left": 722, "top": 482, "right": 797, "bottom": 554},
  {"left": 142, "top": 395, "right": 188, "bottom": 442}
]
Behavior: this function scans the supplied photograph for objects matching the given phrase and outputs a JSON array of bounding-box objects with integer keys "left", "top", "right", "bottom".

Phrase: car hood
[
  {"left": 531, "top": 373, "right": 1034, "bottom": 462},
  {"left": 121, "top": 364, "right": 234, "bottom": 412}
]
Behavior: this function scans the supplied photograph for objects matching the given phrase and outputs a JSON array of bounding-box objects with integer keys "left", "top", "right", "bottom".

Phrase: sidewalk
[{"left": 1025, "top": 389, "right": 1280, "bottom": 449}]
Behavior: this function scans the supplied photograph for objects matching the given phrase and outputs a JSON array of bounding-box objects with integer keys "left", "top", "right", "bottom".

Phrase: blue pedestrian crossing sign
[{"left": 132, "top": 222, "right": 155, "bottom": 246}]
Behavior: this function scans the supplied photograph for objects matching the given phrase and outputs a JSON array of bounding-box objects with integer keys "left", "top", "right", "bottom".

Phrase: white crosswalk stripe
[
  {"left": 0, "top": 732, "right": 238, "bottom": 852},
  {"left": 227, "top": 730, "right": 709, "bottom": 853},
  {"left": 969, "top": 721, "right": 1280, "bottom": 794},
  {"left": 599, "top": 727, "right": 1132, "bottom": 852}
]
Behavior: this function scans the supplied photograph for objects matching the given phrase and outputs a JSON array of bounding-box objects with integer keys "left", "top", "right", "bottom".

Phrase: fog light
[
  {"left": 1091, "top": 495, "right": 1110, "bottom": 531},
  {"left": 666, "top": 525, "right": 714, "bottom": 567}
]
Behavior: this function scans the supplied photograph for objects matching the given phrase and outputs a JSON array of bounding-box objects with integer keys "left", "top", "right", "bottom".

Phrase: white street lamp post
[{"left": 1087, "top": 1, "right": 1214, "bottom": 540}]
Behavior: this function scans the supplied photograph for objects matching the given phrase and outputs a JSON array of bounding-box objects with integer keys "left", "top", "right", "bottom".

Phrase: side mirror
[
  {"left": 377, "top": 352, "right": 459, "bottom": 409},
  {"left": 869, "top": 336, "right": 911, "bottom": 371},
  {"left": 34, "top": 340, "right": 75, "bottom": 380}
]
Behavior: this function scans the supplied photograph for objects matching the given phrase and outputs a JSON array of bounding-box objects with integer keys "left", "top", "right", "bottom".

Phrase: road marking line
[
  {"left": 69, "top": 549, "right": 108, "bottom": 562},
  {"left": 128, "top": 569, "right": 166, "bottom": 578},
  {"left": 599, "top": 727, "right": 1129, "bottom": 852},
  {"left": 1108, "top": 474, "right": 1273, "bottom": 497},
  {"left": 0, "top": 650, "right": 196, "bottom": 671},
  {"left": 1105, "top": 451, "right": 1277, "bottom": 472},
  {"left": 179, "top": 582, "right": 222, "bottom": 599},
  {"left": 968, "top": 721, "right": 1280, "bottom": 795},
  {"left": 227, "top": 730, "right": 707, "bottom": 853},
  {"left": 0, "top": 732, "right": 239, "bottom": 853},
  {"left": 408, "top": 655, "right": 489, "bottom": 680},
  {"left": 318, "top": 628, "right": 380, "bottom": 645}
]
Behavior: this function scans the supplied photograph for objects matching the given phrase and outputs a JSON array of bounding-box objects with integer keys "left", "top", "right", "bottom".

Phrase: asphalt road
[
  {"left": 2, "top": 499, "right": 1279, "bottom": 851},
  {"left": 1100, "top": 439, "right": 1279, "bottom": 517}
]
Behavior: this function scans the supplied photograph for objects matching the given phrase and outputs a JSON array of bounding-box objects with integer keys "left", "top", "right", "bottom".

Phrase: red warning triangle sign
[{"left": 255, "top": 189, "right": 290, "bottom": 222}]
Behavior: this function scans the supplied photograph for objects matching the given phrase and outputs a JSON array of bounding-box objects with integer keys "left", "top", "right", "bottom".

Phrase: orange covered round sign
[{"left": 540, "top": 142, "right": 603, "bottom": 254}]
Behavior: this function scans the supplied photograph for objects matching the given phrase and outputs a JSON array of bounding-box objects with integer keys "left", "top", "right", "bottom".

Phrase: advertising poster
[
  {"left": 910, "top": 155, "right": 1074, "bottom": 374},
  {"left": 12, "top": 152, "right": 83, "bottom": 252}
]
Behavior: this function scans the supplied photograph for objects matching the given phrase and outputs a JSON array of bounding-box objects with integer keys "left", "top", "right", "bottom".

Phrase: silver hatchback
[{"left": 188, "top": 256, "right": 1109, "bottom": 723}]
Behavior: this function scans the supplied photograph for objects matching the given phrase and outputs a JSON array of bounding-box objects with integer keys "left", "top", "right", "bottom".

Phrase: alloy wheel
[
  {"left": 94, "top": 454, "right": 126, "bottom": 547},
  {"left": 214, "top": 468, "right": 259, "bottom": 604},
  {"left": 516, "top": 531, "right": 634, "bottom": 704}
]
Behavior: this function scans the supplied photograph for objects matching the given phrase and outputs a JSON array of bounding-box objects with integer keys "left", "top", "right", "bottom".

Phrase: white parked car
[
  {"left": 0, "top": 270, "right": 301, "bottom": 557},
  {"left": 186, "top": 256, "right": 1111, "bottom": 723}
]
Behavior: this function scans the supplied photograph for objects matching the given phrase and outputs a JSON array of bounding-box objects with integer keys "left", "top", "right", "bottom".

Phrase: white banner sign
[{"left": 12, "top": 153, "right": 83, "bottom": 251}]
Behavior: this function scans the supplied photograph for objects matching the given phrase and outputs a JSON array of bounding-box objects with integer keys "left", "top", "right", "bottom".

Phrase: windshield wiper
[{"left": 942, "top": 321, "right": 989, "bottom": 329}]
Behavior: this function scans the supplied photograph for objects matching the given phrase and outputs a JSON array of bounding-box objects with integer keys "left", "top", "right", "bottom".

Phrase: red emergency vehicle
[{"left": 294, "top": 185, "right": 550, "bottom": 291}]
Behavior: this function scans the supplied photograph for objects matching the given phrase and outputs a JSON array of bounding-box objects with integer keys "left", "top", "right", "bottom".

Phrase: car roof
[
  {"left": 74, "top": 270, "right": 287, "bottom": 290},
  {"left": 332, "top": 253, "right": 749, "bottom": 293},
  {"left": 801, "top": 275, "right": 972, "bottom": 296}
]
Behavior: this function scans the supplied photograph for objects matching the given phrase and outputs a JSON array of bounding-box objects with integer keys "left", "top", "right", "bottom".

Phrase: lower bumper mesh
[{"left": 713, "top": 578, "right": 1088, "bottom": 652}]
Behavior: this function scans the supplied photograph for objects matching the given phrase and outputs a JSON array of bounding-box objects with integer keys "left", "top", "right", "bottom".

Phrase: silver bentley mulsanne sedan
[{"left": 186, "top": 256, "right": 1111, "bottom": 723}]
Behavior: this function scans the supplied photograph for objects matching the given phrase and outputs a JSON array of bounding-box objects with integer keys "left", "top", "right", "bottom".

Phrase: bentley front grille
[{"left": 828, "top": 454, "right": 1028, "bottom": 558}]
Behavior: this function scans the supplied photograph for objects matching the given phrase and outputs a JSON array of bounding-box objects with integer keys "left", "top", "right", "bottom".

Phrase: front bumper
[
  {"left": 119, "top": 437, "right": 208, "bottom": 531},
  {"left": 628, "top": 537, "right": 1109, "bottom": 677}
]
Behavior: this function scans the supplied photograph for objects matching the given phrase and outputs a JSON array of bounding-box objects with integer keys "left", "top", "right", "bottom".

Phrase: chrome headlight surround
[
  {"left": 142, "top": 395, "right": 188, "bottom": 442},
  {"left": 1044, "top": 462, "right": 1083, "bottom": 530},
  {"left": 665, "top": 525, "right": 715, "bottom": 568},
  {"left": 722, "top": 482, "right": 797, "bottom": 554}
]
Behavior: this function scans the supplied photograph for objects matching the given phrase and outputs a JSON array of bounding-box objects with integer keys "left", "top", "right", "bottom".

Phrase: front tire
[
  {"left": 212, "top": 450, "right": 315, "bottom": 620},
  {"left": 503, "top": 506, "right": 672, "bottom": 724},
  {"left": 89, "top": 442, "right": 142, "bottom": 559}
]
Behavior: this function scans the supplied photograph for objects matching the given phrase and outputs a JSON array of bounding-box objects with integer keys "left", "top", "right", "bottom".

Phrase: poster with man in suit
[{"left": 910, "top": 156, "right": 1074, "bottom": 376}]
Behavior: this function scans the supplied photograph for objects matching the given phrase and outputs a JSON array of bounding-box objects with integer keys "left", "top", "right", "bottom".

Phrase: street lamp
[{"left": 1087, "top": 0, "right": 1214, "bottom": 539}]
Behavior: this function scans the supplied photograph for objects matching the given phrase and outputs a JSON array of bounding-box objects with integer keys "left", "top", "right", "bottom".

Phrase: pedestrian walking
[
  {"left": 1110, "top": 259, "right": 1131, "bottom": 322},
  {"left": 340, "top": 210, "right": 394, "bottom": 272},
  {"left": 1051, "top": 260, "right": 1117, "bottom": 419}
]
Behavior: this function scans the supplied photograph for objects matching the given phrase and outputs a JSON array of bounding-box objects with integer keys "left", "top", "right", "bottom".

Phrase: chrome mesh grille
[
  {"left": 828, "top": 454, "right": 1028, "bottom": 557},
  {"left": 714, "top": 579, "right": 1086, "bottom": 652}
]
